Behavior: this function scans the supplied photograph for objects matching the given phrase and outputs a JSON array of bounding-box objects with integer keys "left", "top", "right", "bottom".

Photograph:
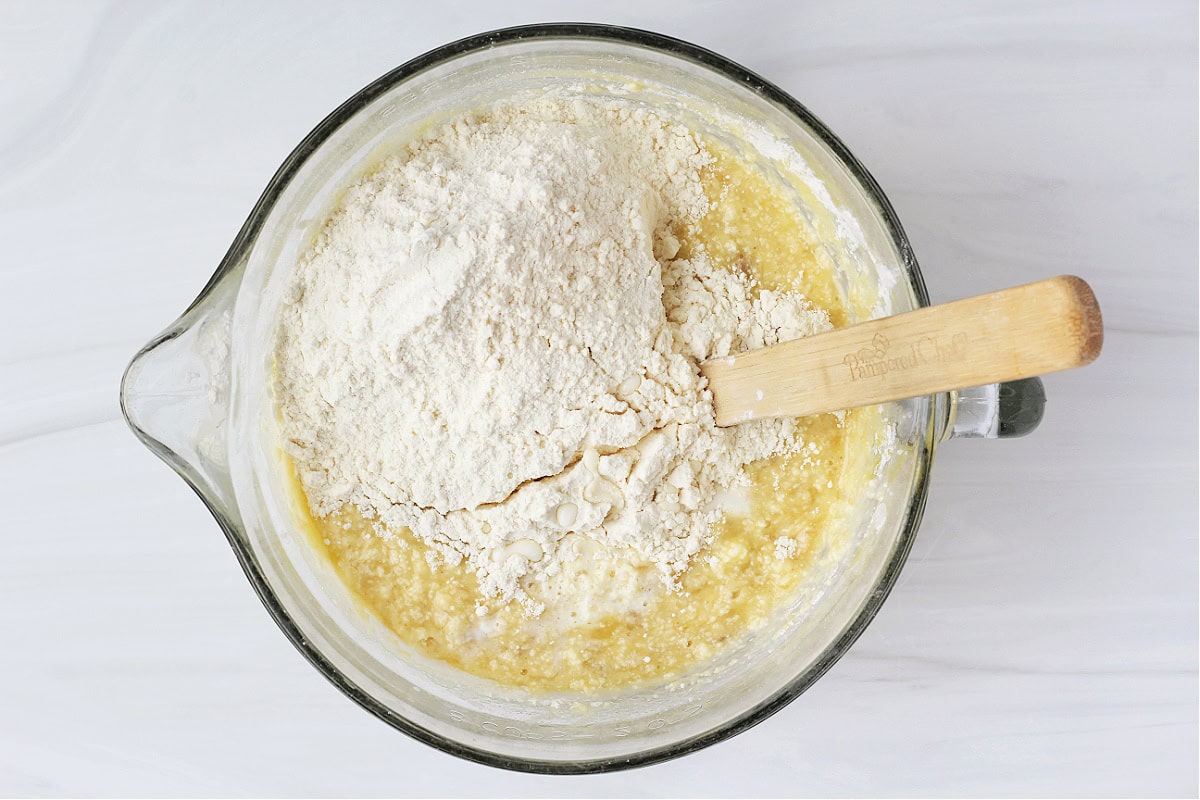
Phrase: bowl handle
[
  {"left": 941, "top": 378, "right": 1046, "bottom": 440},
  {"left": 119, "top": 269, "right": 241, "bottom": 517}
]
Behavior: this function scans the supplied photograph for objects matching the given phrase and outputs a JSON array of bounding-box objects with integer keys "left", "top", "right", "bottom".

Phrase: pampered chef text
[{"left": 843, "top": 332, "right": 969, "bottom": 381}]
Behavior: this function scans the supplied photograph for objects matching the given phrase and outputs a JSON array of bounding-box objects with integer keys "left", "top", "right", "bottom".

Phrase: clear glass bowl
[{"left": 119, "top": 24, "right": 1043, "bottom": 773}]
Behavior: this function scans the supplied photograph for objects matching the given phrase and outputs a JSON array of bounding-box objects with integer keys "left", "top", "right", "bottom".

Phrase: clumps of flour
[{"left": 275, "top": 96, "right": 831, "bottom": 613}]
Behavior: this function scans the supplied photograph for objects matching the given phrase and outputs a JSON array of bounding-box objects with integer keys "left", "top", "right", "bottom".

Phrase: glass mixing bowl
[{"left": 119, "top": 24, "right": 1045, "bottom": 773}]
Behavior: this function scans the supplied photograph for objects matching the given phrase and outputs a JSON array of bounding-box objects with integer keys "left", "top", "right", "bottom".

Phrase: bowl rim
[{"left": 139, "top": 22, "right": 933, "bottom": 774}]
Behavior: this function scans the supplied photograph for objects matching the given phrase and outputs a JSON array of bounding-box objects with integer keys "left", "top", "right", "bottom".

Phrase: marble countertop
[{"left": 1, "top": 1, "right": 1195, "bottom": 796}]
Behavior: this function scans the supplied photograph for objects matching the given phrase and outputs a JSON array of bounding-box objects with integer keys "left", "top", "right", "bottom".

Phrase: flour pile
[{"left": 275, "top": 97, "right": 831, "bottom": 613}]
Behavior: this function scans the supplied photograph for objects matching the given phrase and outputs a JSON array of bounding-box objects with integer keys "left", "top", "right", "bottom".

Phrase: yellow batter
[{"left": 289, "top": 141, "right": 881, "bottom": 692}]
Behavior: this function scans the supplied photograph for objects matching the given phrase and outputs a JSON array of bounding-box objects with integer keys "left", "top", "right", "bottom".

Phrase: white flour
[{"left": 275, "top": 97, "right": 831, "bottom": 613}]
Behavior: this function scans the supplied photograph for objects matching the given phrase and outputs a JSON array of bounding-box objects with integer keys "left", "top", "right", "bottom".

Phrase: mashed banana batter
[{"left": 278, "top": 106, "right": 883, "bottom": 692}]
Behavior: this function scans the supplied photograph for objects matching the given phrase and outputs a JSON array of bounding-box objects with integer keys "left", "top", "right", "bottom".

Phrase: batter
[{"left": 276, "top": 101, "right": 884, "bottom": 692}]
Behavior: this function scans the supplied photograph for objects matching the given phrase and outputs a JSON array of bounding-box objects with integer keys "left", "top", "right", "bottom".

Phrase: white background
[{"left": 1, "top": 1, "right": 1196, "bottom": 796}]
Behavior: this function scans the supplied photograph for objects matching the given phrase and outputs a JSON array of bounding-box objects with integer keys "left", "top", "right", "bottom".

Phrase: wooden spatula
[{"left": 701, "top": 275, "right": 1103, "bottom": 427}]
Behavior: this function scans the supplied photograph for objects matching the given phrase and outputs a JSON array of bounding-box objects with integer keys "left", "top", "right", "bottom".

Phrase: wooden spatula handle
[{"left": 701, "top": 275, "right": 1103, "bottom": 426}]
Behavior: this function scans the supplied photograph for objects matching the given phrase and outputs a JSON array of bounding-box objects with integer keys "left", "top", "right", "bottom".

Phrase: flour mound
[{"left": 276, "top": 97, "right": 831, "bottom": 611}]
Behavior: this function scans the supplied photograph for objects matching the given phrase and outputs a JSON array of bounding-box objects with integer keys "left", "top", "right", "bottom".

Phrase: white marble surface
[{"left": 1, "top": 1, "right": 1196, "bottom": 796}]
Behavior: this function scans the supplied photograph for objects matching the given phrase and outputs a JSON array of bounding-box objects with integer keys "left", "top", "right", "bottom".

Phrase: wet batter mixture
[{"left": 276, "top": 98, "right": 884, "bottom": 692}]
